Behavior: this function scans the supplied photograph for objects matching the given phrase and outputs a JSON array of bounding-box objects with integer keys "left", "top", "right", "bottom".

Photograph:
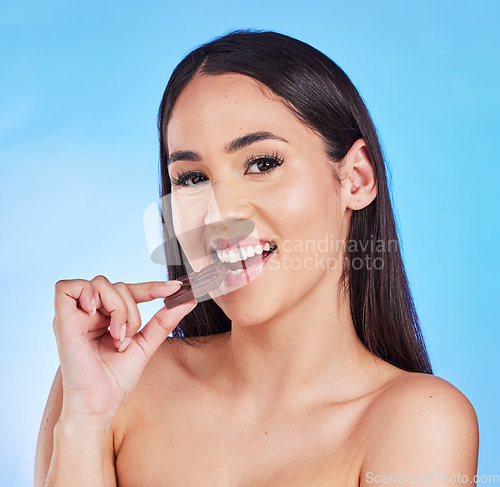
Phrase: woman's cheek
[
  {"left": 172, "top": 195, "right": 208, "bottom": 267},
  {"left": 276, "top": 176, "right": 321, "bottom": 224}
]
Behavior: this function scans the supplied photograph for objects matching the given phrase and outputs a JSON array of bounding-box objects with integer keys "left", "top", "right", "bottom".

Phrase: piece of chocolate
[{"left": 164, "top": 262, "right": 228, "bottom": 309}]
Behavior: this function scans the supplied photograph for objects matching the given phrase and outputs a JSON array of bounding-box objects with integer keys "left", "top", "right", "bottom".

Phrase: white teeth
[
  {"left": 228, "top": 268, "right": 244, "bottom": 275},
  {"left": 227, "top": 249, "right": 239, "bottom": 263},
  {"left": 215, "top": 242, "right": 276, "bottom": 264}
]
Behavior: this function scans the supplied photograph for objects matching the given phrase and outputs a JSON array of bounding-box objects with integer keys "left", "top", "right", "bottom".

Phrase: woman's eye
[
  {"left": 244, "top": 155, "right": 284, "bottom": 174},
  {"left": 170, "top": 155, "right": 284, "bottom": 187},
  {"left": 170, "top": 171, "right": 209, "bottom": 188}
]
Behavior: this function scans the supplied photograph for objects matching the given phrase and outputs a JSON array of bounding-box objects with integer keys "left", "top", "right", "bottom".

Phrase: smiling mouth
[{"left": 212, "top": 241, "right": 277, "bottom": 274}]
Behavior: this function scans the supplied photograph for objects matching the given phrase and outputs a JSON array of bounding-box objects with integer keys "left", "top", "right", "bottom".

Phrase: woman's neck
[{"left": 217, "top": 274, "right": 387, "bottom": 412}]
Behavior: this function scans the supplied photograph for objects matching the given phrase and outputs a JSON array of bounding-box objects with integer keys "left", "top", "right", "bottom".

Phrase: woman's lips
[
  {"left": 221, "top": 247, "right": 276, "bottom": 288},
  {"left": 163, "top": 244, "right": 278, "bottom": 308},
  {"left": 209, "top": 235, "right": 256, "bottom": 250}
]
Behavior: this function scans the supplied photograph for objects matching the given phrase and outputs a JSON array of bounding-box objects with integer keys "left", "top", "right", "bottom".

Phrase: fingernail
[
  {"left": 117, "top": 337, "right": 132, "bottom": 352},
  {"left": 90, "top": 298, "right": 96, "bottom": 314},
  {"left": 165, "top": 280, "right": 182, "bottom": 287},
  {"left": 119, "top": 324, "right": 126, "bottom": 342}
]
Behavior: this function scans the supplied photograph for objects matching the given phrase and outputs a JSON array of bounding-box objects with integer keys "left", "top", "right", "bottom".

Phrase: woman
[{"left": 35, "top": 30, "right": 479, "bottom": 486}]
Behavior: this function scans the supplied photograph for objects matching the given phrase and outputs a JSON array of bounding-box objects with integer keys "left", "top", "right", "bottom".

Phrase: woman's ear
[{"left": 341, "top": 138, "right": 377, "bottom": 210}]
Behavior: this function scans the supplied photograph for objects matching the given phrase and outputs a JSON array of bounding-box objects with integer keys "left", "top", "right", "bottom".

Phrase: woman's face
[{"left": 166, "top": 73, "right": 350, "bottom": 325}]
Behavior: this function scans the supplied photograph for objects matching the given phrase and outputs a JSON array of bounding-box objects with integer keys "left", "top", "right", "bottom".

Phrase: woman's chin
[{"left": 213, "top": 294, "right": 277, "bottom": 328}]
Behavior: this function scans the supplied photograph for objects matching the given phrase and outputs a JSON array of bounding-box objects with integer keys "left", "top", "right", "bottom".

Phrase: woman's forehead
[
  {"left": 169, "top": 74, "right": 286, "bottom": 127},
  {"left": 166, "top": 73, "right": 318, "bottom": 153},
  {"left": 175, "top": 72, "right": 278, "bottom": 106}
]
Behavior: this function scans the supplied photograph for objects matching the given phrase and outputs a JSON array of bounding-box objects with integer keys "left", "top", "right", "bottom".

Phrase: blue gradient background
[{"left": 1, "top": 0, "right": 498, "bottom": 484}]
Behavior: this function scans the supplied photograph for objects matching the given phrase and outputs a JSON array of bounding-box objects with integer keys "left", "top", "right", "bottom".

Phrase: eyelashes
[
  {"left": 243, "top": 152, "right": 284, "bottom": 174},
  {"left": 170, "top": 152, "right": 285, "bottom": 188},
  {"left": 170, "top": 169, "right": 208, "bottom": 188}
]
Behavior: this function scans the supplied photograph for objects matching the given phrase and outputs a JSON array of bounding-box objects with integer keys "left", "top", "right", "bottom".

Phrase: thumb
[{"left": 130, "top": 300, "right": 197, "bottom": 361}]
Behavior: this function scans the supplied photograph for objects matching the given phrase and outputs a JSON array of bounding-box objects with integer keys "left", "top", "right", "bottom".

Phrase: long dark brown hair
[{"left": 157, "top": 29, "right": 432, "bottom": 374}]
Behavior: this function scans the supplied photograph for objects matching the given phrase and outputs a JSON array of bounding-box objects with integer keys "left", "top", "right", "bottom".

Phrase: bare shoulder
[
  {"left": 373, "top": 372, "right": 478, "bottom": 416},
  {"left": 360, "top": 373, "right": 479, "bottom": 485}
]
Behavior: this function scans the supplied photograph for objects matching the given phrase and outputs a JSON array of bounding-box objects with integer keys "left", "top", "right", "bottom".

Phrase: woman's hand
[{"left": 53, "top": 276, "right": 195, "bottom": 423}]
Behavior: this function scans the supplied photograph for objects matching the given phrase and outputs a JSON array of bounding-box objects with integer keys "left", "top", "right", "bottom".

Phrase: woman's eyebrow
[
  {"left": 225, "top": 131, "right": 288, "bottom": 153},
  {"left": 167, "top": 131, "right": 288, "bottom": 165}
]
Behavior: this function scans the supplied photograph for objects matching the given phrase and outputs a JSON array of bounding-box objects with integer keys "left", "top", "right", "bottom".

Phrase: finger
[
  {"left": 130, "top": 299, "right": 197, "bottom": 360},
  {"left": 90, "top": 275, "right": 129, "bottom": 341},
  {"left": 124, "top": 280, "right": 182, "bottom": 304},
  {"left": 87, "top": 324, "right": 110, "bottom": 341},
  {"left": 112, "top": 282, "right": 142, "bottom": 339},
  {"left": 55, "top": 279, "right": 95, "bottom": 318},
  {"left": 54, "top": 280, "right": 115, "bottom": 348},
  {"left": 105, "top": 280, "right": 183, "bottom": 343}
]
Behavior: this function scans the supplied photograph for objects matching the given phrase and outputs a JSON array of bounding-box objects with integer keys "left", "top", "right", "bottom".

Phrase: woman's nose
[{"left": 204, "top": 180, "right": 252, "bottom": 226}]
